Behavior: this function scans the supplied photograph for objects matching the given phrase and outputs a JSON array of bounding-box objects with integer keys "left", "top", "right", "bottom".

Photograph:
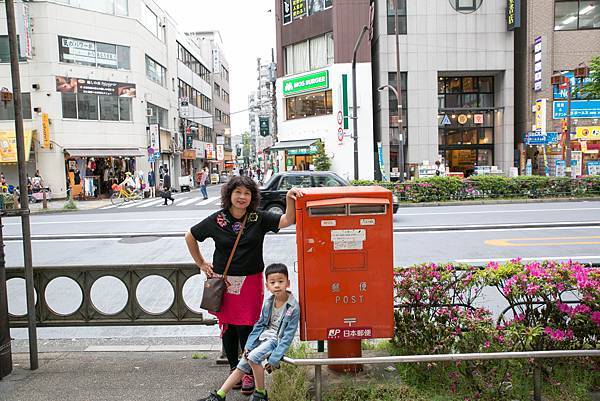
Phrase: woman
[{"left": 185, "top": 176, "right": 302, "bottom": 395}]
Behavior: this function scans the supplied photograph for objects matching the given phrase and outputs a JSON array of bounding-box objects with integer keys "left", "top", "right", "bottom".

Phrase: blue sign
[
  {"left": 553, "top": 100, "right": 600, "bottom": 119},
  {"left": 588, "top": 161, "right": 600, "bottom": 175},
  {"left": 553, "top": 71, "right": 593, "bottom": 100},
  {"left": 441, "top": 115, "right": 451, "bottom": 125},
  {"left": 525, "top": 131, "right": 560, "bottom": 146}
]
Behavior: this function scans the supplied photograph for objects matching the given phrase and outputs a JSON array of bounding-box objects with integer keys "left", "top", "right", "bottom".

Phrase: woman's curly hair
[{"left": 221, "top": 176, "right": 261, "bottom": 212}]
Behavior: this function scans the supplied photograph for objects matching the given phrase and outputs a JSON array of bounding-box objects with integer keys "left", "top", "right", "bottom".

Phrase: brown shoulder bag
[{"left": 200, "top": 213, "right": 248, "bottom": 313}]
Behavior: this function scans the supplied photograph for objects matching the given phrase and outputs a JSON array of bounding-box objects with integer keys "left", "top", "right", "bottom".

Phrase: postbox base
[{"left": 327, "top": 339, "right": 362, "bottom": 373}]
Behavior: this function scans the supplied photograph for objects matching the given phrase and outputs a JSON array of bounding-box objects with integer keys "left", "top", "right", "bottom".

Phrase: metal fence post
[
  {"left": 0, "top": 215, "right": 12, "bottom": 379},
  {"left": 314, "top": 365, "right": 322, "bottom": 401},
  {"left": 533, "top": 363, "right": 542, "bottom": 401}
]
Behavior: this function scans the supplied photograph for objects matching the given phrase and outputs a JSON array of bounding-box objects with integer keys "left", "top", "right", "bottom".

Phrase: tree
[
  {"left": 313, "top": 141, "right": 331, "bottom": 171},
  {"left": 582, "top": 55, "right": 600, "bottom": 99}
]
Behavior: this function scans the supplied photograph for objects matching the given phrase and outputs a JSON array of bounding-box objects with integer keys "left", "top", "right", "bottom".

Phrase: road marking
[
  {"left": 99, "top": 204, "right": 118, "bottom": 210},
  {"left": 456, "top": 256, "right": 600, "bottom": 263},
  {"left": 177, "top": 197, "right": 200, "bottom": 206},
  {"left": 394, "top": 225, "right": 600, "bottom": 235},
  {"left": 396, "top": 207, "right": 600, "bottom": 216},
  {"left": 485, "top": 236, "right": 600, "bottom": 247},
  {"left": 138, "top": 199, "right": 166, "bottom": 208},
  {"left": 197, "top": 196, "right": 219, "bottom": 206},
  {"left": 118, "top": 198, "right": 157, "bottom": 209}
]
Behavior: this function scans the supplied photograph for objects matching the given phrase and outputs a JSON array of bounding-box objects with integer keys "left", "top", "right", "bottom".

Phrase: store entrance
[{"left": 65, "top": 156, "right": 137, "bottom": 198}]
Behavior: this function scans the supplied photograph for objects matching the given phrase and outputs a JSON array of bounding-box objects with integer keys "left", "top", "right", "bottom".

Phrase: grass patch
[
  {"left": 63, "top": 198, "right": 77, "bottom": 210},
  {"left": 324, "top": 380, "right": 427, "bottom": 401},
  {"left": 270, "top": 343, "right": 311, "bottom": 401},
  {"left": 191, "top": 353, "right": 207, "bottom": 360}
]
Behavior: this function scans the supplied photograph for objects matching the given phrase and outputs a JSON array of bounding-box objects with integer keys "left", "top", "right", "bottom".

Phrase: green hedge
[{"left": 351, "top": 175, "right": 600, "bottom": 203}]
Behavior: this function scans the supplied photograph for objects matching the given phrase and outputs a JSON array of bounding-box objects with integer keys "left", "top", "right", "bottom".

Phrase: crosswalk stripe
[
  {"left": 197, "top": 196, "right": 219, "bottom": 206},
  {"left": 138, "top": 199, "right": 165, "bottom": 208},
  {"left": 100, "top": 204, "right": 118, "bottom": 210},
  {"left": 119, "top": 198, "right": 156, "bottom": 209},
  {"left": 177, "top": 197, "right": 200, "bottom": 206}
]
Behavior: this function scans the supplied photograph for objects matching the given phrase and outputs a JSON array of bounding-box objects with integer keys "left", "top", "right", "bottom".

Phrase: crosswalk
[{"left": 99, "top": 195, "right": 221, "bottom": 210}]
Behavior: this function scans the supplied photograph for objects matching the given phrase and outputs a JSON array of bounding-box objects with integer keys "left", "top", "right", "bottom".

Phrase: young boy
[{"left": 199, "top": 263, "right": 300, "bottom": 401}]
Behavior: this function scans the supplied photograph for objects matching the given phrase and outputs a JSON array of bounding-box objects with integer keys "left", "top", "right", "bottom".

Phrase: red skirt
[{"left": 212, "top": 272, "right": 264, "bottom": 334}]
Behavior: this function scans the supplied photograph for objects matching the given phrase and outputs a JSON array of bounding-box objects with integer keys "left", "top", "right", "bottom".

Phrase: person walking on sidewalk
[
  {"left": 198, "top": 263, "right": 300, "bottom": 401},
  {"left": 161, "top": 169, "right": 174, "bottom": 205},
  {"left": 184, "top": 176, "right": 302, "bottom": 396},
  {"left": 197, "top": 167, "right": 208, "bottom": 200},
  {"left": 148, "top": 170, "right": 156, "bottom": 198}
]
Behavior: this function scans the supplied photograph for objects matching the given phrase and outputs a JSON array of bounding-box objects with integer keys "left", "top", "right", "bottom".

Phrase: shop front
[
  {"left": 0, "top": 130, "right": 36, "bottom": 190},
  {"left": 572, "top": 126, "right": 600, "bottom": 175},
  {"left": 64, "top": 148, "right": 145, "bottom": 198},
  {"left": 437, "top": 76, "right": 496, "bottom": 176},
  {"left": 269, "top": 138, "right": 320, "bottom": 171}
]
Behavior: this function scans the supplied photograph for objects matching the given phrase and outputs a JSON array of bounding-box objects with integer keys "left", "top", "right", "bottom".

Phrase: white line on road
[
  {"left": 99, "top": 204, "right": 117, "bottom": 210},
  {"left": 118, "top": 198, "right": 158, "bottom": 209},
  {"left": 456, "top": 256, "right": 600, "bottom": 263},
  {"left": 396, "top": 207, "right": 600, "bottom": 216},
  {"left": 138, "top": 199, "right": 166, "bottom": 208},
  {"left": 197, "top": 196, "right": 219, "bottom": 206},
  {"left": 177, "top": 197, "right": 201, "bottom": 206},
  {"left": 393, "top": 225, "right": 600, "bottom": 235}
]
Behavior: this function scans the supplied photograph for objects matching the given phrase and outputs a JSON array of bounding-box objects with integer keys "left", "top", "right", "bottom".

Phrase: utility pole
[
  {"left": 394, "top": 0, "right": 405, "bottom": 182},
  {"left": 4, "top": 0, "right": 38, "bottom": 370},
  {"left": 352, "top": 25, "right": 368, "bottom": 180},
  {"left": 566, "top": 77, "right": 572, "bottom": 178}
]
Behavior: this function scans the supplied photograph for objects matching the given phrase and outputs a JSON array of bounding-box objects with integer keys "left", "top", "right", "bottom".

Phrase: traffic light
[
  {"left": 236, "top": 147, "right": 242, "bottom": 157},
  {"left": 186, "top": 134, "right": 193, "bottom": 149},
  {"left": 259, "top": 117, "right": 270, "bottom": 137}
]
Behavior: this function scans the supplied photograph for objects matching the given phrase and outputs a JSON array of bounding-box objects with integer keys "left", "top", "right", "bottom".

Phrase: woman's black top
[{"left": 190, "top": 209, "right": 281, "bottom": 276}]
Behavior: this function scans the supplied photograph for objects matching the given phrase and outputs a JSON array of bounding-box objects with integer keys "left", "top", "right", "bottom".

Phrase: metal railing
[
  {"left": 6, "top": 263, "right": 216, "bottom": 327},
  {"left": 283, "top": 350, "right": 600, "bottom": 401}
]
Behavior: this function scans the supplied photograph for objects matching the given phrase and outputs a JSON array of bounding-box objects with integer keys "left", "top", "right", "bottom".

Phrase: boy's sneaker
[
  {"left": 249, "top": 390, "right": 268, "bottom": 401},
  {"left": 241, "top": 374, "right": 255, "bottom": 395},
  {"left": 197, "top": 391, "right": 225, "bottom": 401}
]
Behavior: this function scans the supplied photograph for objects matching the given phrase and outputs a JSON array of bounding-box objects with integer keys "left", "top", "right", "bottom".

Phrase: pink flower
[
  {"left": 484, "top": 340, "right": 491, "bottom": 348},
  {"left": 592, "top": 312, "right": 600, "bottom": 327},
  {"left": 573, "top": 304, "right": 591, "bottom": 314},
  {"left": 487, "top": 261, "right": 500, "bottom": 271},
  {"left": 526, "top": 283, "right": 540, "bottom": 295}
]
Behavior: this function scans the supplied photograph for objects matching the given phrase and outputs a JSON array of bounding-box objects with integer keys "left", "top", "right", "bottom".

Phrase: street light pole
[
  {"left": 393, "top": 0, "right": 405, "bottom": 182},
  {"left": 4, "top": 0, "right": 38, "bottom": 370},
  {"left": 378, "top": 84, "right": 401, "bottom": 180},
  {"left": 352, "top": 25, "right": 368, "bottom": 181}
]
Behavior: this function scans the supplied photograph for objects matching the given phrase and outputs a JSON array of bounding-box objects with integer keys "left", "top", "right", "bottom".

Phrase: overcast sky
[{"left": 155, "top": 0, "right": 276, "bottom": 137}]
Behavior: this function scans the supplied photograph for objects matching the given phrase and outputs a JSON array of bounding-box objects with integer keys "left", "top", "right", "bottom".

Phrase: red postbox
[{"left": 295, "top": 186, "right": 395, "bottom": 370}]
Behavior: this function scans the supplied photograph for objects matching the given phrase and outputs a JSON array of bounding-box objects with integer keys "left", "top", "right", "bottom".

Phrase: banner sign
[
  {"left": 588, "top": 160, "right": 600, "bottom": 175},
  {"left": 575, "top": 126, "right": 600, "bottom": 140},
  {"left": 507, "top": 0, "right": 520, "bottom": 31},
  {"left": 56, "top": 76, "right": 136, "bottom": 97},
  {"left": 0, "top": 130, "right": 33, "bottom": 163},
  {"left": 148, "top": 124, "right": 160, "bottom": 152},
  {"left": 534, "top": 36, "right": 542, "bottom": 92},
  {"left": 283, "top": 70, "right": 329, "bottom": 96},
  {"left": 553, "top": 100, "right": 600, "bottom": 119},
  {"left": 553, "top": 71, "right": 593, "bottom": 100},
  {"left": 205, "top": 143, "right": 215, "bottom": 159},
  {"left": 216, "top": 144, "right": 225, "bottom": 161},
  {"left": 535, "top": 99, "right": 546, "bottom": 134},
  {"left": 42, "top": 113, "right": 50, "bottom": 149},
  {"left": 291, "top": 0, "right": 306, "bottom": 19}
]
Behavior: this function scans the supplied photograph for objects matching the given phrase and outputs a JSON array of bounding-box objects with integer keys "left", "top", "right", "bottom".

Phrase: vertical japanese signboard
[
  {"left": 292, "top": 0, "right": 307, "bottom": 19},
  {"left": 534, "top": 37, "right": 542, "bottom": 92},
  {"left": 41, "top": 113, "right": 50, "bottom": 149},
  {"left": 506, "top": 0, "right": 520, "bottom": 31}
]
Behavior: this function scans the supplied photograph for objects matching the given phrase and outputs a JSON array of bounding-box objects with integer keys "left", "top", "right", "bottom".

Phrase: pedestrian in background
[
  {"left": 198, "top": 167, "right": 208, "bottom": 200},
  {"left": 148, "top": 170, "right": 156, "bottom": 198},
  {"left": 184, "top": 176, "right": 302, "bottom": 396},
  {"left": 161, "top": 169, "right": 174, "bottom": 205}
]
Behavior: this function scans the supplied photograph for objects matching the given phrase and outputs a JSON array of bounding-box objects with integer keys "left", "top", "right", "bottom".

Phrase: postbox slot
[
  {"left": 308, "top": 205, "right": 347, "bottom": 216},
  {"left": 348, "top": 204, "right": 387, "bottom": 215},
  {"left": 332, "top": 251, "right": 366, "bottom": 271}
]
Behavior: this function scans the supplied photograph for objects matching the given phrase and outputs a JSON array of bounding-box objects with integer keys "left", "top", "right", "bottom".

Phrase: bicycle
[{"left": 110, "top": 184, "right": 143, "bottom": 206}]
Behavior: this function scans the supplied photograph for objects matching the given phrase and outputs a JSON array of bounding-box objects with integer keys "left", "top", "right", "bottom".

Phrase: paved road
[{"left": 5, "top": 199, "right": 600, "bottom": 340}]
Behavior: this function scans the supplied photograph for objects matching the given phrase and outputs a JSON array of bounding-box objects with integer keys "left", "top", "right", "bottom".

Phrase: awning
[
  {"left": 269, "top": 139, "right": 319, "bottom": 151},
  {"left": 65, "top": 148, "right": 146, "bottom": 158}
]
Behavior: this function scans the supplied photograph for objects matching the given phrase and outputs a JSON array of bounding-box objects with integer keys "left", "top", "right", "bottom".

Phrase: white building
[{"left": 274, "top": 0, "right": 374, "bottom": 181}]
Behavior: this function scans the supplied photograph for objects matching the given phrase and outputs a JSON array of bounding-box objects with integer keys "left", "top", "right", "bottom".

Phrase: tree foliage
[
  {"left": 313, "top": 140, "right": 331, "bottom": 171},
  {"left": 583, "top": 55, "right": 600, "bottom": 99}
]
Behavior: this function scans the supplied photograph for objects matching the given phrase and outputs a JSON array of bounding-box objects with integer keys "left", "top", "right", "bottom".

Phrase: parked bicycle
[{"left": 110, "top": 183, "right": 143, "bottom": 206}]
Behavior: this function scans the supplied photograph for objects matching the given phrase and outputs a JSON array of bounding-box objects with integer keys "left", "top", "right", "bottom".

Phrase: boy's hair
[{"left": 265, "top": 263, "right": 288, "bottom": 279}]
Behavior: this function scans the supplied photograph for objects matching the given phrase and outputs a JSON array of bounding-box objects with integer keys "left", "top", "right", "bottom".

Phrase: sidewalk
[{"left": 0, "top": 338, "right": 251, "bottom": 401}]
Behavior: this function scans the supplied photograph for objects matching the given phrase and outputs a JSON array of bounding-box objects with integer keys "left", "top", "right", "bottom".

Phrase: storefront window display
[{"left": 65, "top": 156, "right": 136, "bottom": 198}]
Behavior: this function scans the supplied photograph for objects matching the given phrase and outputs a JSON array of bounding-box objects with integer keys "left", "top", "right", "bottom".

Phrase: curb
[{"left": 398, "top": 197, "right": 600, "bottom": 208}]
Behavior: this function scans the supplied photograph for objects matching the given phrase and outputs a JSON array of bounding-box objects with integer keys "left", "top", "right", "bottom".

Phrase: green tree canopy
[
  {"left": 583, "top": 55, "right": 600, "bottom": 99},
  {"left": 313, "top": 140, "right": 331, "bottom": 171}
]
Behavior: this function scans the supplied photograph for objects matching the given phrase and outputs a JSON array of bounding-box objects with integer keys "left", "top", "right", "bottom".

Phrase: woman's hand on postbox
[
  {"left": 198, "top": 261, "right": 214, "bottom": 278},
  {"left": 286, "top": 187, "right": 304, "bottom": 201}
]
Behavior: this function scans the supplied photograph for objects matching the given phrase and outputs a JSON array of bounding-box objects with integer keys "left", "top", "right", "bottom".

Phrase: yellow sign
[
  {"left": 535, "top": 99, "right": 546, "bottom": 134},
  {"left": 42, "top": 113, "right": 50, "bottom": 148},
  {"left": 0, "top": 130, "right": 33, "bottom": 163},
  {"left": 575, "top": 126, "right": 600, "bottom": 140},
  {"left": 457, "top": 114, "right": 468, "bottom": 124}
]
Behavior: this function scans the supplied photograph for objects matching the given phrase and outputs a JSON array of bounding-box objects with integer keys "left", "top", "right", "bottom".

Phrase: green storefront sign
[
  {"left": 287, "top": 145, "right": 317, "bottom": 156},
  {"left": 283, "top": 70, "right": 329, "bottom": 96}
]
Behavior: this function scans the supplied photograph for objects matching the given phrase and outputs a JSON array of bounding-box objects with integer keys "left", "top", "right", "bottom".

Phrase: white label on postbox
[
  {"left": 331, "top": 229, "right": 366, "bottom": 242},
  {"left": 333, "top": 240, "right": 363, "bottom": 250},
  {"left": 360, "top": 219, "right": 375, "bottom": 226},
  {"left": 321, "top": 220, "right": 337, "bottom": 227}
]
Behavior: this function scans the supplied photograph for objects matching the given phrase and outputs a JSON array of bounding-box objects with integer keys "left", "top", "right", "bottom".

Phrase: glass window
[
  {"left": 115, "top": 0, "right": 128, "bottom": 15},
  {"left": 478, "top": 77, "right": 493, "bottom": 92},
  {"left": 62, "top": 93, "right": 77, "bottom": 119},
  {"left": 478, "top": 149, "right": 493, "bottom": 166},
  {"left": 96, "top": 42, "right": 117, "bottom": 69},
  {"left": 0, "top": 35, "right": 25, "bottom": 63},
  {"left": 117, "top": 45, "right": 130, "bottom": 69},
  {"left": 387, "top": 0, "right": 407, "bottom": 34},
  {"left": 462, "top": 77, "right": 476, "bottom": 92},
  {"left": 579, "top": 0, "right": 600, "bottom": 29},
  {"left": 0, "top": 93, "right": 32, "bottom": 120},
  {"left": 77, "top": 94, "right": 99, "bottom": 120},
  {"left": 555, "top": 1, "right": 581, "bottom": 30},
  {"left": 456, "top": 0, "right": 476, "bottom": 10},
  {"left": 479, "top": 94, "right": 494, "bottom": 107},
  {"left": 463, "top": 94, "right": 478, "bottom": 108},
  {"left": 313, "top": 175, "right": 343, "bottom": 187},
  {"left": 119, "top": 97, "right": 132, "bottom": 121},
  {"left": 310, "top": 35, "right": 327, "bottom": 70},
  {"left": 286, "top": 90, "right": 333, "bottom": 120},
  {"left": 79, "top": 0, "right": 114, "bottom": 14},
  {"left": 145, "top": 55, "right": 167, "bottom": 87},
  {"left": 479, "top": 128, "right": 493, "bottom": 144},
  {"left": 448, "top": 78, "right": 462, "bottom": 93},
  {"left": 59, "top": 36, "right": 130, "bottom": 70},
  {"left": 278, "top": 175, "right": 312, "bottom": 190},
  {"left": 143, "top": 6, "right": 159, "bottom": 37},
  {"left": 326, "top": 32, "right": 334, "bottom": 65},
  {"left": 463, "top": 129, "right": 477, "bottom": 144},
  {"left": 99, "top": 95, "right": 119, "bottom": 121}
]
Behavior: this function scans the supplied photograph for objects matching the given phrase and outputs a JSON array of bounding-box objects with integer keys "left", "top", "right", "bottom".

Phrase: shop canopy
[
  {"left": 269, "top": 139, "right": 319, "bottom": 152},
  {"left": 65, "top": 148, "right": 146, "bottom": 158}
]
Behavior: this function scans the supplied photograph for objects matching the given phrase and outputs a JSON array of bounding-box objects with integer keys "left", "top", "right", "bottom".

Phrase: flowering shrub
[
  {"left": 352, "top": 176, "right": 600, "bottom": 203},
  {"left": 392, "top": 260, "right": 600, "bottom": 400}
]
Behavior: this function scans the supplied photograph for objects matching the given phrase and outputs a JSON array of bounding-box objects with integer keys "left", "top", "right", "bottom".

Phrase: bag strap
[{"left": 222, "top": 213, "right": 248, "bottom": 280}]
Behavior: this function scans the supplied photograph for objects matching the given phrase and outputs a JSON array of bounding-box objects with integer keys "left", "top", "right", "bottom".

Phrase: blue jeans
[
  {"left": 200, "top": 184, "right": 208, "bottom": 199},
  {"left": 236, "top": 338, "right": 277, "bottom": 374}
]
